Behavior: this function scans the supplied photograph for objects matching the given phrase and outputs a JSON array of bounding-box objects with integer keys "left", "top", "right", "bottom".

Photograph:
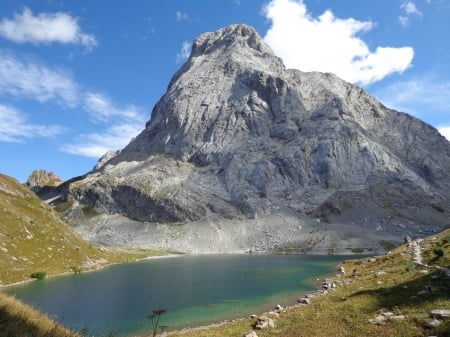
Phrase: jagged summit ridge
[{"left": 63, "top": 24, "right": 450, "bottom": 254}]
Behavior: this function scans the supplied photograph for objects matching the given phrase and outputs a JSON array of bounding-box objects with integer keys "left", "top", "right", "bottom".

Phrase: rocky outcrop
[
  {"left": 61, "top": 24, "right": 450, "bottom": 253},
  {"left": 26, "top": 170, "right": 63, "bottom": 193}
]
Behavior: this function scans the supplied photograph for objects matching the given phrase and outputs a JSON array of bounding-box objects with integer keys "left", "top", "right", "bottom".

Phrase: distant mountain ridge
[{"left": 59, "top": 24, "right": 450, "bottom": 253}]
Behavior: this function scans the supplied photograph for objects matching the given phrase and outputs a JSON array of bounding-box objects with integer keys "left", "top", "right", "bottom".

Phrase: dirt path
[{"left": 410, "top": 239, "right": 424, "bottom": 266}]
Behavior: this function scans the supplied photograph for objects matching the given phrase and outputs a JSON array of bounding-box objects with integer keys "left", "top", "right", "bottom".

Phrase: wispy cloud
[
  {"left": 0, "top": 7, "right": 97, "bottom": 50},
  {"left": 262, "top": 0, "right": 414, "bottom": 85},
  {"left": 175, "top": 11, "right": 189, "bottom": 22},
  {"left": 83, "top": 92, "right": 144, "bottom": 123},
  {"left": 176, "top": 41, "right": 192, "bottom": 63},
  {"left": 374, "top": 75, "right": 450, "bottom": 140},
  {"left": 374, "top": 76, "right": 450, "bottom": 116},
  {"left": 63, "top": 93, "right": 147, "bottom": 157},
  {"left": 399, "top": 1, "right": 423, "bottom": 27},
  {"left": 0, "top": 51, "right": 79, "bottom": 107},
  {"left": 0, "top": 51, "right": 147, "bottom": 157},
  {"left": 62, "top": 122, "right": 145, "bottom": 157},
  {"left": 0, "top": 104, "right": 64, "bottom": 142}
]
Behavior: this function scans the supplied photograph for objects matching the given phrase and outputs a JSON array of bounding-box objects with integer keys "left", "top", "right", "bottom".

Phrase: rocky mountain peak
[
  {"left": 191, "top": 24, "right": 273, "bottom": 58},
  {"left": 65, "top": 24, "right": 450, "bottom": 254},
  {"left": 26, "top": 170, "right": 63, "bottom": 193}
]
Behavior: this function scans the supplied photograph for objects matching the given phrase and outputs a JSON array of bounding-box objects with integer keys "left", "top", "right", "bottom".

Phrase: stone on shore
[{"left": 254, "top": 316, "right": 276, "bottom": 329}]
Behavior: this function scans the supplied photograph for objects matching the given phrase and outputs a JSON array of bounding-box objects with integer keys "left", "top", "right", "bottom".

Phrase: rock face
[{"left": 62, "top": 24, "right": 450, "bottom": 253}]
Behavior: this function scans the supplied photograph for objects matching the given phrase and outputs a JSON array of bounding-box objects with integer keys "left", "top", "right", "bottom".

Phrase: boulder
[
  {"left": 298, "top": 297, "right": 310, "bottom": 305},
  {"left": 255, "top": 316, "right": 276, "bottom": 329},
  {"left": 430, "top": 309, "right": 450, "bottom": 319}
]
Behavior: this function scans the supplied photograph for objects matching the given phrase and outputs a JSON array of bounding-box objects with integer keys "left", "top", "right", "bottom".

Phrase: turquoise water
[{"left": 4, "top": 254, "right": 349, "bottom": 336}]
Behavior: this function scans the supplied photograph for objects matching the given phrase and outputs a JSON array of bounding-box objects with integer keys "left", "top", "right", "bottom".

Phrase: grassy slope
[
  {"left": 0, "top": 292, "right": 80, "bottom": 337},
  {"left": 0, "top": 173, "right": 166, "bottom": 337},
  {"left": 169, "top": 228, "right": 450, "bottom": 337},
  {"left": 0, "top": 173, "right": 162, "bottom": 286}
]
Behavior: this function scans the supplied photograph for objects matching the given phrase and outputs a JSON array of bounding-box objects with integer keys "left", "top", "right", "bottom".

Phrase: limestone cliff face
[{"left": 64, "top": 24, "right": 450, "bottom": 253}]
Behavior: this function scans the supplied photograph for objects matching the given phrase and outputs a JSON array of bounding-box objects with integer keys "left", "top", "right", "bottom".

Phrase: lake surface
[{"left": 4, "top": 254, "right": 349, "bottom": 336}]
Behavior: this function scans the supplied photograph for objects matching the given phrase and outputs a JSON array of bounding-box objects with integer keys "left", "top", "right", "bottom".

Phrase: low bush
[
  {"left": 433, "top": 246, "right": 447, "bottom": 257},
  {"left": 30, "top": 271, "right": 47, "bottom": 280}
]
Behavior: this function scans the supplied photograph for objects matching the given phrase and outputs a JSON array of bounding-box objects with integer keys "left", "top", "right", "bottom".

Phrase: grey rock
[
  {"left": 61, "top": 24, "right": 450, "bottom": 253},
  {"left": 425, "top": 319, "right": 442, "bottom": 328},
  {"left": 255, "top": 316, "right": 276, "bottom": 329},
  {"left": 243, "top": 331, "right": 258, "bottom": 337},
  {"left": 430, "top": 309, "right": 450, "bottom": 319},
  {"left": 298, "top": 297, "right": 310, "bottom": 305}
]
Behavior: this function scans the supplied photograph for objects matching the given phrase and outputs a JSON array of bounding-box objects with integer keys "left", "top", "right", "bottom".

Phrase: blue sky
[{"left": 0, "top": 0, "right": 449, "bottom": 183}]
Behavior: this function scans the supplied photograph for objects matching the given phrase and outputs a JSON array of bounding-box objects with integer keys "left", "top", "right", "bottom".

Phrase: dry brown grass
[{"left": 0, "top": 292, "right": 80, "bottom": 337}]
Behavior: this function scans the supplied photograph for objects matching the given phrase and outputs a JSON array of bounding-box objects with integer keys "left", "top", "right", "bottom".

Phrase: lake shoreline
[
  {"left": 135, "top": 277, "right": 333, "bottom": 337},
  {"left": 1, "top": 252, "right": 182, "bottom": 289}
]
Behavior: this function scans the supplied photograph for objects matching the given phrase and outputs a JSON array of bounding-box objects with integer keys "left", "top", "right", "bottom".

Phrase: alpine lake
[{"left": 4, "top": 254, "right": 355, "bottom": 336}]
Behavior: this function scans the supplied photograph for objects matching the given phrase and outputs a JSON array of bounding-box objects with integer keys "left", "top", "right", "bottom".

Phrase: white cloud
[
  {"left": 0, "top": 51, "right": 79, "bottom": 107},
  {"left": 176, "top": 41, "right": 192, "bottom": 63},
  {"left": 0, "top": 7, "right": 97, "bottom": 50},
  {"left": 176, "top": 11, "right": 189, "bottom": 22},
  {"left": 262, "top": 0, "right": 414, "bottom": 85},
  {"left": 0, "top": 104, "right": 64, "bottom": 142},
  {"left": 438, "top": 127, "right": 450, "bottom": 141},
  {"left": 399, "top": 1, "right": 423, "bottom": 27},
  {"left": 84, "top": 92, "right": 144, "bottom": 123}
]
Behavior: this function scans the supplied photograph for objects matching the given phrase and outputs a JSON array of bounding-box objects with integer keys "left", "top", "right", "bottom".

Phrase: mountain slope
[
  {"left": 0, "top": 174, "right": 157, "bottom": 285},
  {"left": 61, "top": 24, "right": 450, "bottom": 253}
]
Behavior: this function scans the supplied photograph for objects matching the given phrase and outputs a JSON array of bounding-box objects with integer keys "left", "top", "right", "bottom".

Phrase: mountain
[{"left": 59, "top": 24, "right": 450, "bottom": 254}]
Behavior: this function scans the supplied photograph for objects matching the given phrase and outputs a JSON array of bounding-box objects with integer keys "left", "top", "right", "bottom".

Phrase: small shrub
[
  {"left": 70, "top": 266, "right": 82, "bottom": 274},
  {"left": 30, "top": 271, "right": 47, "bottom": 280},
  {"left": 433, "top": 246, "right": 447, "bottom": 257}
]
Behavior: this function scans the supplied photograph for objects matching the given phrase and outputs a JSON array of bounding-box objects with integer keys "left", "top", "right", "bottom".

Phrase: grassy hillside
[
  {"left": 0, "top": 292, "right": 80, "bottom": 337},
  {"left": 0, "top": 173, "right": 161, "bottom": 286},
  {"left": 169, "top": 228, "right": 450, "bottom": 337}
]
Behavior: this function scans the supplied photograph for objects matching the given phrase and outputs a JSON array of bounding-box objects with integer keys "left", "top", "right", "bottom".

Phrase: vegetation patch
[
  {"left": 30, "top": 271, "right": 47, "bottom": 280},
  {"left": 379, "top": 240, "right": 397, "bottom": 251}
]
